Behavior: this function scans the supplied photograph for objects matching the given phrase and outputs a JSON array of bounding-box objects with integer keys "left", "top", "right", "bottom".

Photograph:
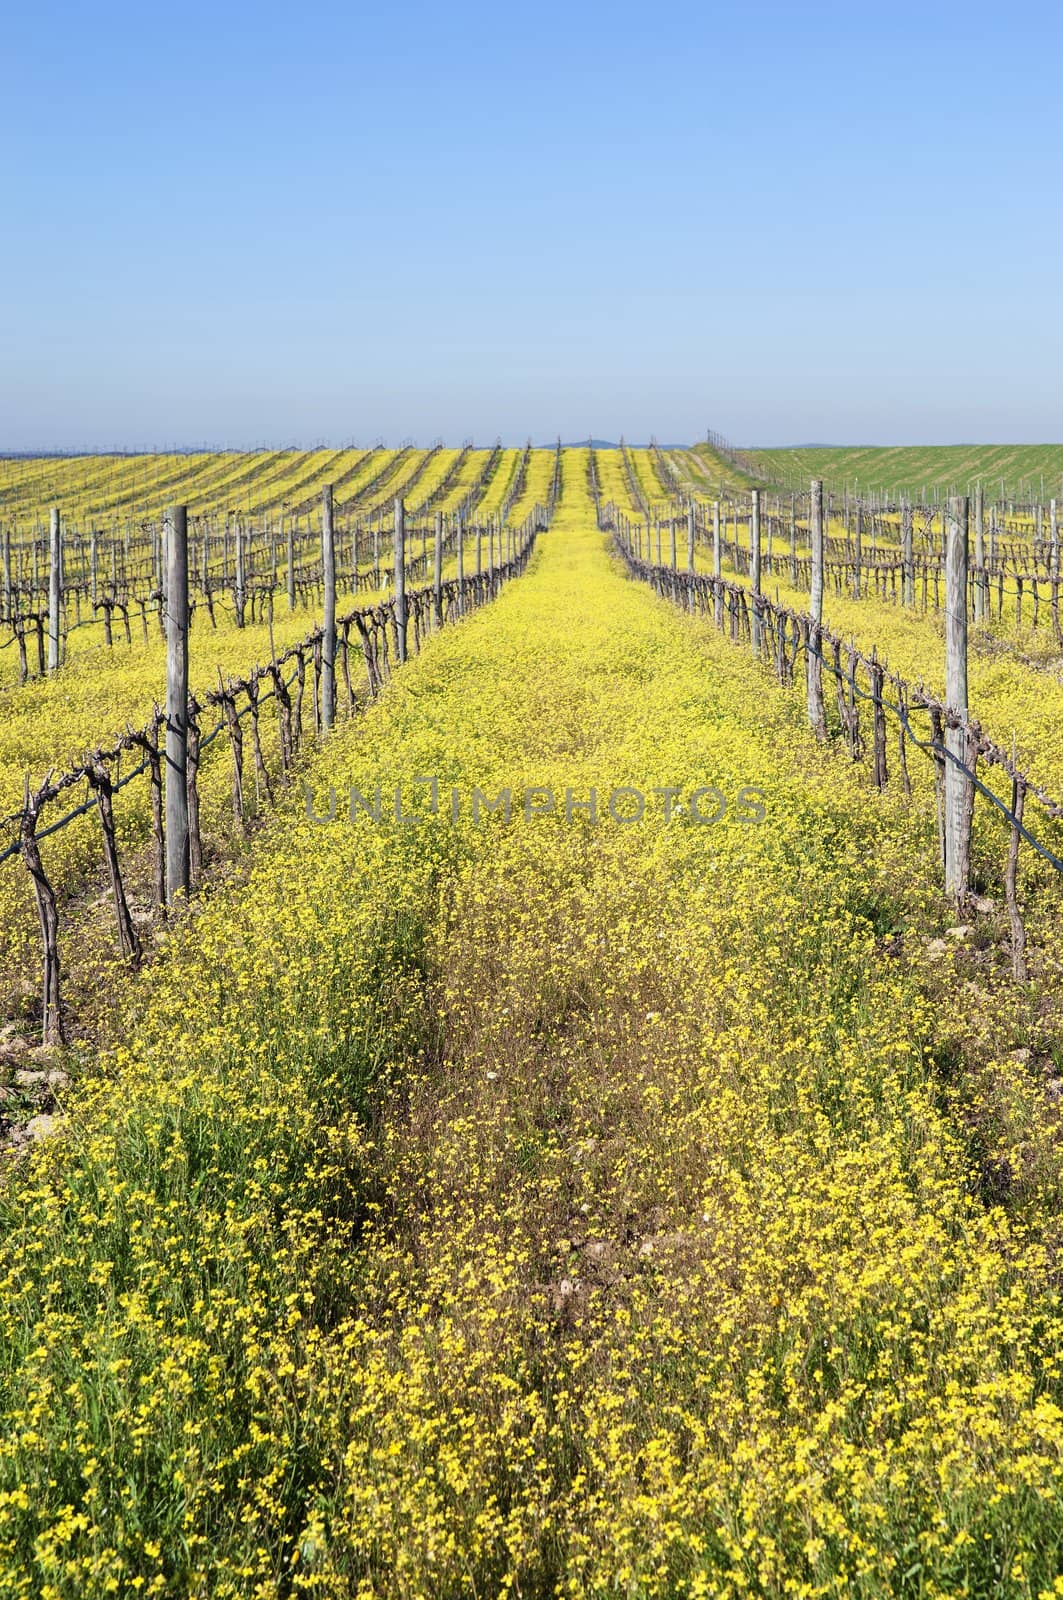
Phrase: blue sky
[{"left": 2, "top": 0, "right": 1060, "bottom": 449}]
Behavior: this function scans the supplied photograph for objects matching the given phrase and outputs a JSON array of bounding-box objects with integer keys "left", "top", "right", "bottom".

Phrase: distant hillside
[{"left": 748, "top": 443, "right": 1063, "bottom": 499}]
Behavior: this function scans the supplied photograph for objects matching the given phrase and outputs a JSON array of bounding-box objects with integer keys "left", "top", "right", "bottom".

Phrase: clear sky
[{"left": 2, "top": 0, "right": 1060, "bottom": 450}]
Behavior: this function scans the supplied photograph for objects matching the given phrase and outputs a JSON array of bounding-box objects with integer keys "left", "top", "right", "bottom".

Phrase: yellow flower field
[{"left": 1, "top": 456, "right": 1062, "bottom": 1596}]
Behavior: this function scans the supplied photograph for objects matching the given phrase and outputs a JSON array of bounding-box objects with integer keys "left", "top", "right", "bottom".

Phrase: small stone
[
  {"left": 45, "top": 1069, "right": 69, "bottom": 1091},
  {"left": 24, "top": 1114, "right": 57, "bottom": 1142},
  {"left": 946, "top": 925, "right": 974, "bottom": 941},
  {"left": 14, "top": 1069, "right": 48, "bottom": 1090},
  {"left": 26, "top": 1044, "right": 60, "bottom": 1065},
  {"left": 927, "top": 939, "right": 949, "bottom": 957},
  {"left": 970, "top": 895, "right": 998, "bottom": 915},
  {"left": 1009, "top": 1048, "right": 1033, "bottom": 1065}
]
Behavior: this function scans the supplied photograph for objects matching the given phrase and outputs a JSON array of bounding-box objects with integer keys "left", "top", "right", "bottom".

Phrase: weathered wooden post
[
  {"left": 807, "top": 479, "right": 826, "bottom": 736},
  {"left": 944, "top": 496, "right": 970, "bottom": 899},
  {"left": 669, "top": 518, "right": 677, "bottom": 571},
  {"left": 1051, "top": 498, "right": 1060, "bottom": 639},
  {"left": 686, "top": 504, "right": 695, "bottom": 574},
  {"left": 973, "top": 483, "right": 985, "bottom": 622},
  {"left": 789, "top": 493, "right": 797, "bottom": 584},
  {"left": 233, "top": 516, "right": 246, "bottom": 627},
  {"left": 713, "top": 500, "right": 723, "bottom": 628},
  {"left": 47, "top": 507, "right": 61, "bottom": 671},
  {"left": 284, "top": 511, "right": 295, "bottom": 611},
  {"left": 321, "top": 485, "right": 337, "bottom": 729},
  {"left": 989, "top": 506, "right": 998, "bottom": 591},
  {"left": 750, "top": 489, "right": 762, "bottom": 653},
  {"left": 165, "top": 505, "right": 190, "bottom": 900},
  {"left": 901, "top": 499, "right": 914, "bottom": 606},
  {"left": 456, "top": 511, "right": 465, "bottom": 615},
  {"left": 1, "top": 528, "right": 10, "bottom": 617},
  {"left": 89, "top": 528, "right": 98, "bottom": 607},
  {"left": 433, "top": 511, "right": 443, "bottom": 627},
  {"left": 394, "top": 495, "right": 408, "bottom": 663},
  {"left": 853, "top": 502, "right": 862, "bottom": 598}
]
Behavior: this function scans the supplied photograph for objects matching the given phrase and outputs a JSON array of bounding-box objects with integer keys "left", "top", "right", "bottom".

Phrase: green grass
[{"left": 746, "top": 444, "right": 1063, "bottom": 500}]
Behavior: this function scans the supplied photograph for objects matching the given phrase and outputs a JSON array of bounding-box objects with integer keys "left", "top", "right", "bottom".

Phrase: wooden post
[
  {"left": 789, "top": 493, "right": 797, "bottom": 584},
  {"left": 1051, "top": 499, "right": 1060, "bottom": 641},
  {"left": 47, "top": 507, "right": 61, "bottom": 670},
  {"left": 712, "top": 501, "right": 723, "bottom": 627},
  {"left": 806, "top": 479, "right": 826, "bottom": 736},
  {"left": 321, "top": 485, "right": 337, "bottom": 729},
  {"left": 750, "top": 489, "right": 762, "bottom": 653},
  {"left": 456, "top": 511, "right": 465, "bottom": 614},
  {"left": 394, "top": 495, "right": 407, "bottom": 663},
  {"left": 902, "top": 499, "right": 914, "bottom": 606},
  {"left": 989, "top": 505, "right": 998, "bottom": 582},
  {"left": 284, "top": 511, "right": 295, "bottom": 611},
  {"left": 234, "top": 516, "right": 246, "bottom": 627},
  {"left": 686, "top": 504, "right": 695, "bottom": 574},
  {"left": 669, "top": 518, "right": 677, "bottom": 571},
  {"left": 165, "top": 506, "right": 190, "bottom": 901},
  {"left": 944, "top": 495, "right": 970, "bottom": 899},
  {"left": 433, "top": 511, "right": 443, "bottom": 627},
  {"left": 973, "top": 483, "right": 985, "bottom": 622}
]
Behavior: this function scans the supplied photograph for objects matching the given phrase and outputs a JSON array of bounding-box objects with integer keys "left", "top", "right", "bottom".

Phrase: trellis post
[
  {"left": 433, "top": 511, "right": 443, "bottom": 627},
  {"left": 48, "top": 507, "right": 61, "bottom": 671},
  {"left": 165, "top": 505, "right": 190, "bottom": 900},
  {"left": 944, "top": 495, "right": 971, "bottom": 899},
  {"left": 394, "top": 495, "right": 408, "bottom": 662},
  {"left": 321, "top": 485, "right": 337, "bottom": 729},
  {"left": 750, "top": 488, "right": 762, "bottom": 653},
  {"left": 902, "top": 499, "right": 914, "bottom": 606},
  {"left": 806, "top": 479, "right": 826, "bottom": 736}
]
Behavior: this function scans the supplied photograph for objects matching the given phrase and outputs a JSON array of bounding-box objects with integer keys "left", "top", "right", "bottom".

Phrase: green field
[{"left": 745, "top": 444, "right": 1063, "bottom": 500}]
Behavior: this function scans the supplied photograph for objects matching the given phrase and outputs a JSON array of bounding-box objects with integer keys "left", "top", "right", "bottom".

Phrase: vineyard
[
  {"left": 742, "top": 443, "right": 1063, "bottom": 502},
  {"left": 2, "top": 441, "right": 1063, "bottom": 1597}
]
